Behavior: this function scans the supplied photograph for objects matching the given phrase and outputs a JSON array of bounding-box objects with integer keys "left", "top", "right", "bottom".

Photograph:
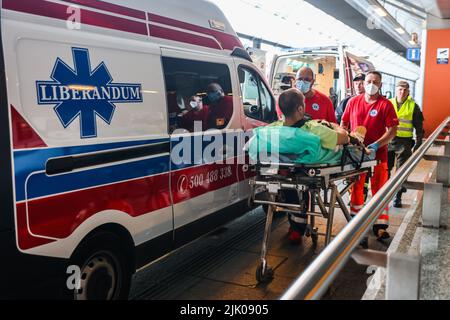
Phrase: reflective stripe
[
  {"left": 376, "top": 219, "right": 389, "bottom": 226},
  {"left": 399, "top": 119, "right": 413, "bottom": 124},
  {"left": 350, "top": 204, "right": 363, "bottom": 215},
  {"left": 397, "top": 127, "right": 414, "bottom": 132}
]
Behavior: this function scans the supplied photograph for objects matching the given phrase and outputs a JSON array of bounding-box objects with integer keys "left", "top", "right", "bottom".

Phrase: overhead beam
[
  {"left": 304, "top": 0, "right": 407, "bottom": 55},
  {"left": 420, "top": 0, "right": 450, "bottom": 19},
  {"left": 384, "top": 0, "right": 427, "bottom": 20}
]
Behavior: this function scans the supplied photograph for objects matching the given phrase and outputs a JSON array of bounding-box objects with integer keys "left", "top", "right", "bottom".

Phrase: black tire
[
  {"left": 67, "top": 232, "right": 133, "bottom": 300},
  {"left": 255, "top": 263, "right": 274, "bottom": 284}
]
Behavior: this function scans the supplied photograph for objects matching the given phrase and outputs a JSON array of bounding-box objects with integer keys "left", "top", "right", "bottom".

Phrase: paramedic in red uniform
[
  {"left": 296, "top": 67, "right": 337, "bottom": 123},
  {"left": 204, "top": 83, "right": 234, "bottom": 130},
  {"left": 341, "top": 71, "right": 399, "bottom": 240},
  {"left": 181, "top": 83, "right": 233, "bottom": 131}
]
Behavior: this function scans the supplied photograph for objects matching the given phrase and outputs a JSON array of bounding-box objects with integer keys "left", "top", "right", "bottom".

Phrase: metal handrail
[{"left": 280, "top": 116, "right": 450, "bottom": 300}]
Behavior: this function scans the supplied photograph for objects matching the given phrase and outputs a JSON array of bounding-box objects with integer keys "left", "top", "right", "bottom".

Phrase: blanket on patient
[
  {"left": 248, "top": 126, "right": 343, "bottom": 165},
  {"left": 248, "top": 126, "right": 375, "bottom": 165}
]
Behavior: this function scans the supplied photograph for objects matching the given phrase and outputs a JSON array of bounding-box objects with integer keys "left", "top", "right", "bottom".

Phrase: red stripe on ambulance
[
  {"left": 11, "top": 105, "right": 47, "bottom": 149},
  {"left": 17, "top": 161, "right": 247, "bottom": 250},
  {"left": 148, "top": 13, "right": 243, "bottom": 51},
  {"left": 149, "top": 25, "right": 223, "bottom": 50},
  {"left": 2, "top": 0, "right": 243, "bottom": 51},
  {"left": 63, "top": 0, "right": 146, "bottom": 20}
]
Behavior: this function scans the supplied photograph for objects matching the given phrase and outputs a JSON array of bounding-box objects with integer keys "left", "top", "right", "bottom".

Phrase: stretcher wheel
[{"left": 256, "top": 263, "right": 274, "bottom": 284}]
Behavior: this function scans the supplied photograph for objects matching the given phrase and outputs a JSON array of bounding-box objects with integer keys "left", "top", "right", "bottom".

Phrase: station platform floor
[
  {"left": 129, "top": 157, "right": 437, "bottom": 300},
  {"left": 363, "top": 146, "right": 450, "bottom": 300}
]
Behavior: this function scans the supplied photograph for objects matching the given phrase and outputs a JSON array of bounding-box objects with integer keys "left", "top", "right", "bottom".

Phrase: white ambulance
[
  {"left": 0, "top": 0, "right": 278, "bottom": 299},
  {"left": 269, "top": 46, "right": 376, "bottom": 106}
]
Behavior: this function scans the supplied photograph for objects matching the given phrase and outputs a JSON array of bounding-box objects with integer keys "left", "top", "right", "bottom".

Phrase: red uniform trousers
[{"left": 350, "top": 162, "right": 389, "bottom": 228}]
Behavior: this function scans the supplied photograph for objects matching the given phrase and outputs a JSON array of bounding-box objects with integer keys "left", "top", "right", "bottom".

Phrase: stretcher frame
[{"left": 249, "top": 160, "right": 378, "bottom": 283}]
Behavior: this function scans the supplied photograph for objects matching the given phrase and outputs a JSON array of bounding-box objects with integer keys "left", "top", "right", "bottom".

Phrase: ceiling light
[{"left": 396, "top": 27, "right": 405, "bottom": 34}]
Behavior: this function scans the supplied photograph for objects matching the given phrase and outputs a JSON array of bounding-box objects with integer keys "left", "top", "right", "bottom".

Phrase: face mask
[
  {"left": 190, "top": 101, "right": 198, "bottom": 109},
  {"left": 190, "top": 100, "right": 202, "bottom": 110},
  {"left": 365, "top": 83, "right": 379, "bottom": 96},
  {"left": 296, "top": 80, "right": 312, "bottom": 94},
  {"left": 207, "top": 90, "right": 222, "bottom": 103}
]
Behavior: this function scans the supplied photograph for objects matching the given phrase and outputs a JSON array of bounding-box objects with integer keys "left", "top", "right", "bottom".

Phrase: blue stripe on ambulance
[{"left": 14, "top": 138, "right": 169, "bottom": 202}]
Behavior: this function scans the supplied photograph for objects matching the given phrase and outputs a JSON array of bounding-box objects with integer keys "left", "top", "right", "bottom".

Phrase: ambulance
[
  {"left": 269, "top": 46, "right": 376, "bottom": 106},
  {"left": 0, "top": 0, "right": 278, "bottom": 299}
]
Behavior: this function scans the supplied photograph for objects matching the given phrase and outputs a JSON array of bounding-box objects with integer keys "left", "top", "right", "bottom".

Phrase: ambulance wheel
[
  {"left": 256, "top": 263, "right": 274, "bottom": 284},
  {"left": 68, "top": 232, "right": 132, "bottom": 300}
]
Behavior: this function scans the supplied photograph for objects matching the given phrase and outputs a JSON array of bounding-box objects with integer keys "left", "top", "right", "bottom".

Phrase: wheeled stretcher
[{"left": 249, "top": 160, "right": 378, "bottom": 283}]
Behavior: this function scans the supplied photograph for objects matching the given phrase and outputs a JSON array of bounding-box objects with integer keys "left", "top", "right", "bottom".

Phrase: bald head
[
  {"left": 296, "top": 67, "right": 315, "bottom": 82},
  {"left": 207, "top": 83, "right": 224, "bottom": 94},
  {"left": 206, "top": 82, "right": 225, "bottom": 105}
]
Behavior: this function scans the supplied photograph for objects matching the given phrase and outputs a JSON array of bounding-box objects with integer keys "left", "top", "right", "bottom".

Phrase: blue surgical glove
[{"left": 368, "top": 142, "right": 380, "bottom": 153}]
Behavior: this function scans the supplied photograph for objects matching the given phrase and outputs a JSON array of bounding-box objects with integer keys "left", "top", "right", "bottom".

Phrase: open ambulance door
[{"left": 342, "top": 49, "right": 376, "bottom": 97}]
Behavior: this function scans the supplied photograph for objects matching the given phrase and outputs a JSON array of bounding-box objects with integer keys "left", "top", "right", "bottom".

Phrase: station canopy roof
[{"left": 212, "top": 0, "right": 421, "bottom": 80}]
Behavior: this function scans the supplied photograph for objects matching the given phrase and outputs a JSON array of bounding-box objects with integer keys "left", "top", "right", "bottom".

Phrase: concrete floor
[{"left": 129, "top": 160, "right": 434, "bottom": 301}]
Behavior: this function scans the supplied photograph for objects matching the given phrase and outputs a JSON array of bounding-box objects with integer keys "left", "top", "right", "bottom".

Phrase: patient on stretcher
[{"left": 248, "top": 88, "right": 375, "bottom": 165}]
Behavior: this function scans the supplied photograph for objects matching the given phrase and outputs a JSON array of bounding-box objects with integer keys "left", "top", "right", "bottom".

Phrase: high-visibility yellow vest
[{"left": 390, "top": 96, "right": 415, "bottom": 138}]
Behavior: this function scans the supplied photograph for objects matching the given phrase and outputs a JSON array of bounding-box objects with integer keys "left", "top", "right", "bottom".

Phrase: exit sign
[{"left": 407, "top": 48, "right": 421, "bottom": 62}]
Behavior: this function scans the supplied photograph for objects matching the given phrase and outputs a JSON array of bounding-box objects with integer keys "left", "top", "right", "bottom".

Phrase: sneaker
[
  {"left": 393, "top": 198, "right": 402, "bottom": 208},
  {"left": 288, "top": 230, "right": 303, "bottom": 244}
]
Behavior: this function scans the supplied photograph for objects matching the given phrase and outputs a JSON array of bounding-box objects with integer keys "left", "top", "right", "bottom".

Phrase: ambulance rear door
[
  {"left": 342, "top": 49, "right": 377, "bottom": 97},
  {"left": 269, "top": 49, "right": 342, "bottom": 106}
]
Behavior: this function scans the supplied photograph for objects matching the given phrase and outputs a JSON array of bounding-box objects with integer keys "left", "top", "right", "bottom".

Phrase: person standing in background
[
  {"left": 336, "top": 73, "right": 366, "bottom": 125},
  {"left": 388, "top": 80, "right": 425, "bottom": 208}
]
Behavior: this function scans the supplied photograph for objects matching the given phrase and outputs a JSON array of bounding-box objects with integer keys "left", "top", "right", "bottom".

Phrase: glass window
[
  {"left": 162, "top": 57, "right": 233, "bottom": 133},
  {"left": 381, "top": 73, "right": 395, "bottom": 100},
  {"left": 238, "top": 66, "right": 276, "bottom": 123},
  {"left": 259, "top": 79, "right": 275, "bottom": 122}
]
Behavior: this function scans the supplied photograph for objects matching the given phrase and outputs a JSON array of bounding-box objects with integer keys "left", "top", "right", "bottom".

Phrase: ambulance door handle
[{"left": 46, "top": 141, "right": 170, "bottom": 175}]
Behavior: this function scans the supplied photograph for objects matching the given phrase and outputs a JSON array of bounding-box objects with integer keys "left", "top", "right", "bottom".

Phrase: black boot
[
  {"left": 393, "top": 192, "right": 403, "bottom": 208},
  {"left": 393, "top": 197, "right": 402, "bottom": 208}
]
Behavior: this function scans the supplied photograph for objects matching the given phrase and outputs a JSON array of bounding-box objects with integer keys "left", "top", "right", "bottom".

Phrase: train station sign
[
  {"left": 437, "top": 48, "right": 449, "bottom": 65},
  {"left": 406, "top": 48, "right": 421, "bottom": 62}
]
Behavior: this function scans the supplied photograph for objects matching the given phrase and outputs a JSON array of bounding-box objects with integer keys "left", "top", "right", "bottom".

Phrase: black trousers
[
  {"left": 283, "top": 190, "right": 309, "bottom": 235},
  {"left": 388, "top": 137, "right": 414, "bottom": 199}
]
